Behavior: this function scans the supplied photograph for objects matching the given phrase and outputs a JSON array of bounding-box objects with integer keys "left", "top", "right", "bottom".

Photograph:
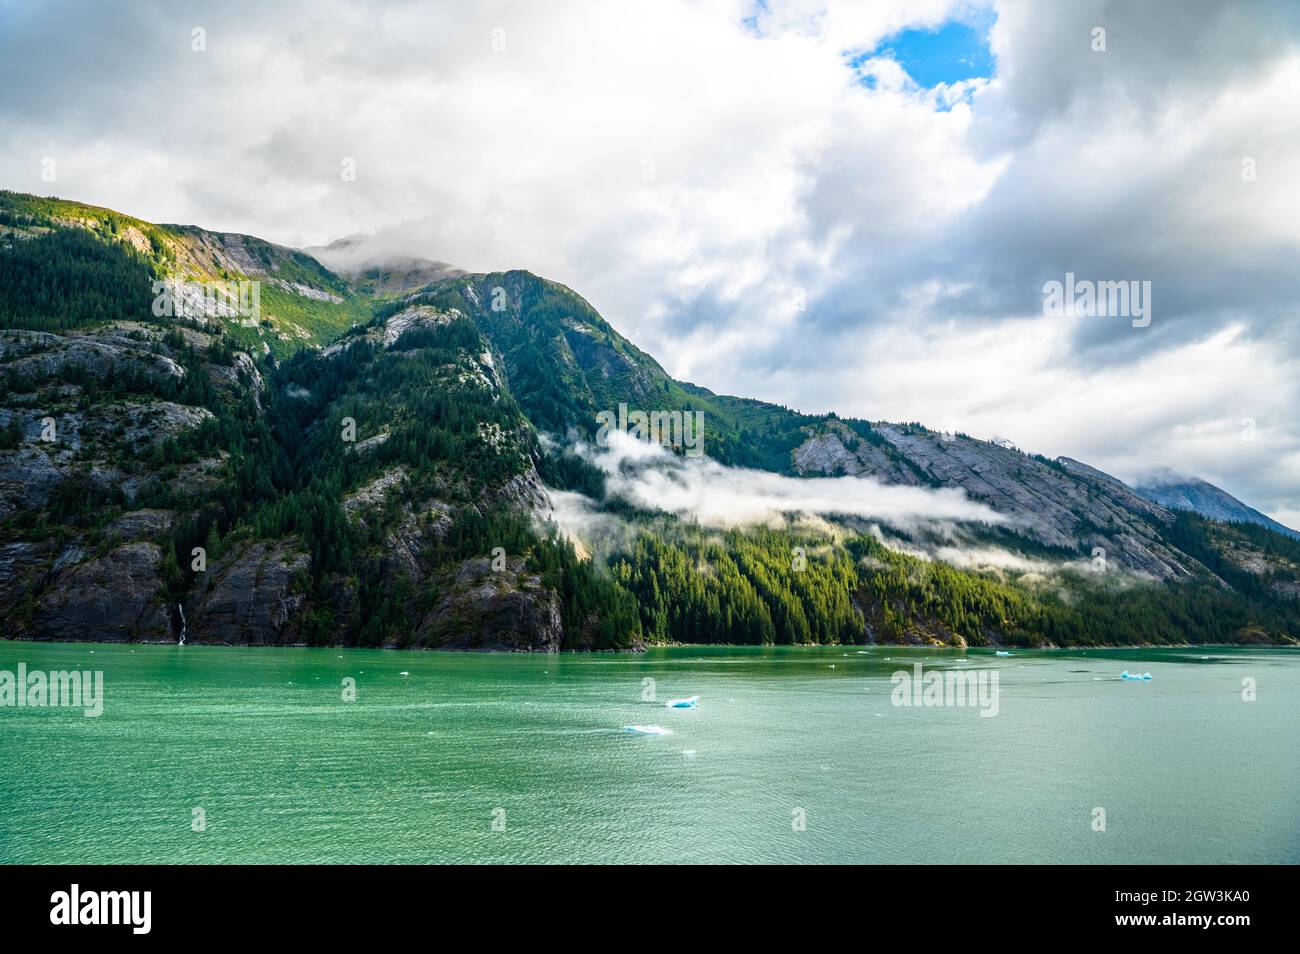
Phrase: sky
[{"left": 2, "top": 0, "right": 1299, "bottom": 527}]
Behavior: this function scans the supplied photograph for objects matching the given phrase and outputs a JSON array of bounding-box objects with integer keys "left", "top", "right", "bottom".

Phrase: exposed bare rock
[
  {"left": 791, "top": 422, "right": 918, "bottom": 483},
  {"left": 0, "top": 326, "right": 214, "bottom": 506},
  {"left": 0, "top": 540, "right": 58, "bottom": 607},
  {"left": 793, "top": 430, "right": 869, "bottom": 477},
  {"left": 1203, "top": 521, "right": 1300, "bottom": 599},
  {"left": 792, "top": 423, "right": 1192, "bottom": 578},
  {"left": 0, "top": 397, "right": 210, "bottom": 516},
  {"left": 207, "top": 351, "right": 265, "bottom": 408},
  {"left": 342, "top": 467, "right": 410, "bottom": 521},
  {"left": 1132, "top": 469, "right": 1300, "bottom": 540},
  {"left": 272, "top": 279, "right": 343, "bottom": 303},
  {"left": 161, "top": 225, "right": 341, "bottom": 295},
  {"left": 0, "top": 446, "right": 73, "bottom": 516},
  {"left": 381, "top": 304, "right": 457, "bottom": 346},
  {"left": 107, "top": 509, "right": 175, "bottom": 540},
  {"left": 29, "top": 542, "right": 171, "bottom": 641},
  {"left": 415, "top": 556, "right": 563, "bottom": 651},
  {"left": 321, "top": 304, "right": 457, "bottom": 358},
  {"left": 1272, "top": 581, "right": 1300, "bottom": 601},
  {"left": 0, "top": 328, "right": 185, "bottom": 381},
  {"left": 343, "top": 467, "right": 454, "bottom": 582},
  {"left": 349, "top": 431, "right": 390, "bottom": 456},
  {"left": 492, "top": 463, "right": 551, "bottom": 516},
  {"left": 95, "top": 401, "right": 213, "bottom": 452},
  {"left": 560, "top": 323, "right": 650, "bottom": 398},
  {"left": 187, "top": 539, "right": 311, "bottom": 645}
]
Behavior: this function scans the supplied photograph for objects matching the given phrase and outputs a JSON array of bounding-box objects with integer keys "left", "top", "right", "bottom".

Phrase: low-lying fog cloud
[{"left": 554, "top": 430, "right": 1003, "bottom": 530}]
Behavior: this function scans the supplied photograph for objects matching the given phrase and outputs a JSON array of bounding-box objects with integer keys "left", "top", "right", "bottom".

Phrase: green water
[{"left": 0, "top": 642, "right": 1297, "bottom": 864}]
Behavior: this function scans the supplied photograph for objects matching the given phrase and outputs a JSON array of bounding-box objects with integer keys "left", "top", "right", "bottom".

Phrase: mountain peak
[
  {"left": 302, "top": 236, "right": 464, "bottom": 297},
  {"left": 1134, "top": 472, "right": 1300, "bottom": 540}
]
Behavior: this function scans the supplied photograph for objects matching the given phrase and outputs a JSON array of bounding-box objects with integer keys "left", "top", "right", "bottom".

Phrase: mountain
[
  {"left": 1, "top": 191, "right": 370, "bottom": 357},
  {"left": 1134, "top": 470, "right": 1300, "bottom": 540},
  {"left": 386, "top": 271, "right": 1196, "bottom": 578},
  {"left": 2, "top": 190, "right": 1298, "bottom": 649},
  {"left": 302, "top": 235, "right": 465, "bottom": 297}
]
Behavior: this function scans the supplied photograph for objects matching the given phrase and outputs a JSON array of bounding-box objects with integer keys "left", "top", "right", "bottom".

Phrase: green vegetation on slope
[
  {"left": 391, "top": 271, "right": 884, "bottom": 471},
  {"left": 4, "top": 190, "right": 1297, "bottom": 650},
  {"left": 0, "top": 227, "right": 157, "bottom": 331},
  {"left": 1, "top": 190, "right": 371, "bottom": 357},
  {"left": 607, "top": 520, "right": 1300, "bottom": 647},
  {"left": 228, "top": 312, "right": 641, "bottom": 648}
]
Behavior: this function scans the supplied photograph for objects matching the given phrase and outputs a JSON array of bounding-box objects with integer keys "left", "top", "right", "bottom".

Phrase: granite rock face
[
  {"left": 187, "top": 540, "right": 311, "bottom": 645},
  {"left": 0, "top": 323, "right": 234, "bottom": 520},
  {"left": 343, "top": 466, "right": 454, "bottom": 583},
  {"left": 791, "top": 421, "right": 1193, "bottom": 579},
  {"left": 321, "top": 304, "right": 455, "bottom": 358},
  {"left": 107, "top": 509, "right": 175, "bottom": 540},
  {"left": 0, "top": 328, "right": 186, "bottom": 382},
  {"left": 414, "top": 556, "right": 563, "bottom": 652},
  {"left": 0, "top": 540, "right": 59, "bottom": 609},
  {"left": 29, "top": 542, "right": 171, "bottom": 641}
]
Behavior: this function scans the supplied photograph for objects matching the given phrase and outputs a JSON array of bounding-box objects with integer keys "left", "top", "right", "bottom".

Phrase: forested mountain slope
[{"left": 2, "top": 190, "right": 1297, "bottom": 648}]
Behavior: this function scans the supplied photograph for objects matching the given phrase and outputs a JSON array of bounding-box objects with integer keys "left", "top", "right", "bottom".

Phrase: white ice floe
[{"left": 624, "top": 725, "right": 672, "bottom": 736}]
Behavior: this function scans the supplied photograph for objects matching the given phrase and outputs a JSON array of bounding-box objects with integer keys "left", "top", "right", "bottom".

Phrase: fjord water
[{"left": 1, "top": 643, "right": 1297, "bottom": 864}]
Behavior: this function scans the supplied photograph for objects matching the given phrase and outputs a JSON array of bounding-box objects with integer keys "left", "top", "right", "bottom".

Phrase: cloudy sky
[{"left": 3, "top": 0, "right": 1299, "bottom": 526}]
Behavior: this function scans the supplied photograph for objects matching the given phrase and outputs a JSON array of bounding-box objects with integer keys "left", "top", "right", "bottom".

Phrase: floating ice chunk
[
  {"left": 665, "top": 696, "right": 699, "bottom": 709},
  {"left": 399, "top": 671, "right": 410, "bottom": 676},
  {"left": 624, "top": 725, "right": 671, "bottom": 736},
  {"left": 995, "top": 651, "right": 1012, "bottom": 657},
  {"left": 1120, "top": 670, "right": 1153, "bottom": 681}
]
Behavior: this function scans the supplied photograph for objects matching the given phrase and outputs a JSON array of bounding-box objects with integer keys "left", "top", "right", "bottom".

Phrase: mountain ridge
[
  {"left": 1134, "top": 470, "right": 1300, "bottom": 541},
  {"left": 2, "top": 189, "right": 1298, "bottom": 649}
]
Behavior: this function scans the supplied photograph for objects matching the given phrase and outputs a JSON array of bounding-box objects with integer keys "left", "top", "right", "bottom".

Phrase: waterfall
[{"left": 177, "top": 603, "right": 187, "bottom": 646}]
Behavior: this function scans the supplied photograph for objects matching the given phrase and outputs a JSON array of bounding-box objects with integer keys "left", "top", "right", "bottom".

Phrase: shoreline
[{"left": 3, "top": 638, "right": 1296, "bottom": 654}]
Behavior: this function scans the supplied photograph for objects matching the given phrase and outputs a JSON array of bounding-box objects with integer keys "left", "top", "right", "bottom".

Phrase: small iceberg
[
  {"left": 665, "top": 695, "right": 699, "bottom": 709},
  {"left": 624, "top": 725, "right": 671, "bottom": 736},
  {"left": 995, "top": 651, "right": 1012, "bottom": 657},
  {"left": 1119, "top": 670, "right": 1153, "bottom": 681}
]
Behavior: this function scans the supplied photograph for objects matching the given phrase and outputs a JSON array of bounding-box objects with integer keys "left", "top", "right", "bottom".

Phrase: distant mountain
[
  {"left": 2, "top": 189, "right": 1298, "bottom": 649},
  {"left": 1134, "top": 470, "right": 1300, "bottom": 540}
]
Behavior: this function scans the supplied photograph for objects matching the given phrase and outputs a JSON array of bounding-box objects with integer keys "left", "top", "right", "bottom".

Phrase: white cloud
[{"left": 573, "top": 429, "right": 1002, "bottom": 529}]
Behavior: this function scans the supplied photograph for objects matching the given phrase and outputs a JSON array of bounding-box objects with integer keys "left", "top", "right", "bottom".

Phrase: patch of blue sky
[{"left": 848, "top": 9, "right": 996, "bottom": 96}]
